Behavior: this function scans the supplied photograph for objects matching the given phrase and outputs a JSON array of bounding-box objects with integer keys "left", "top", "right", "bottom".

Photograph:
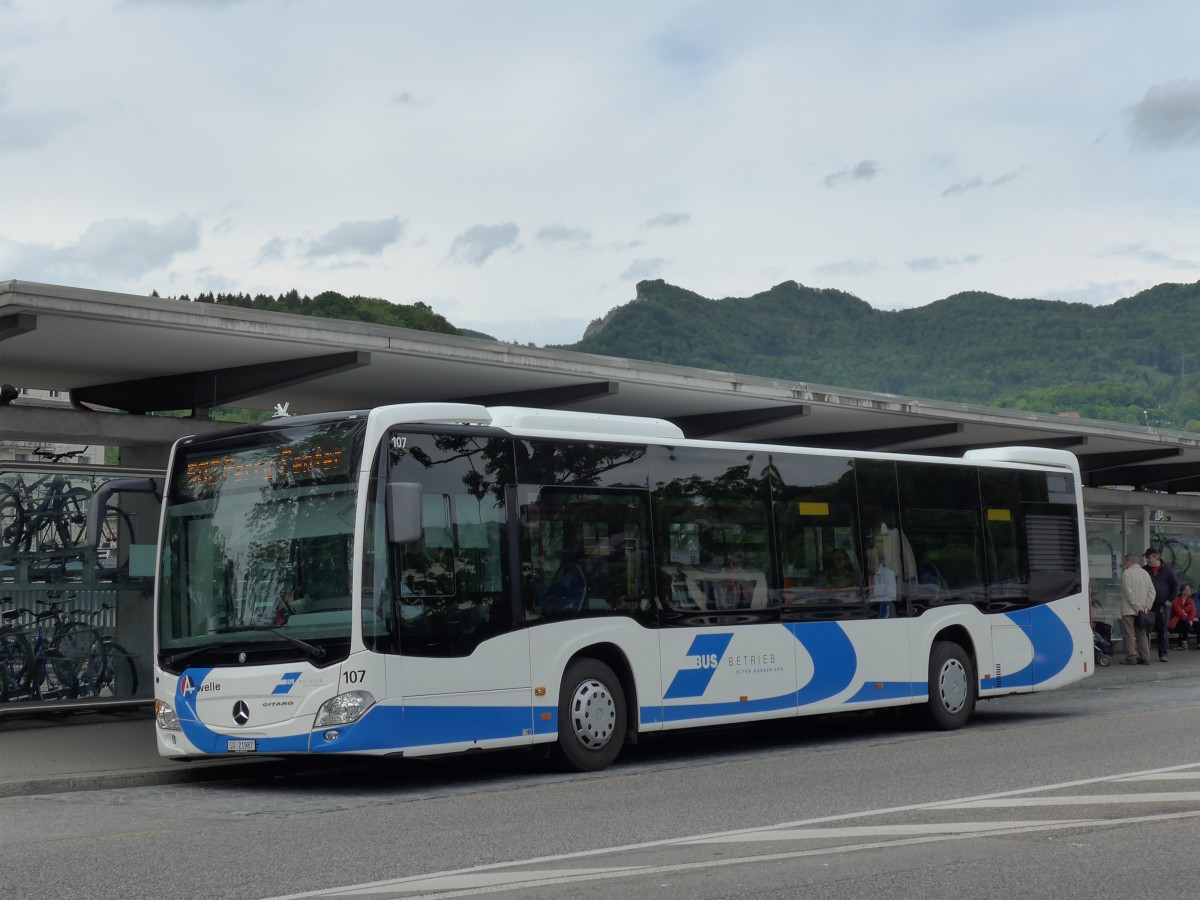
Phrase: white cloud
[
  {"left": 0, "top": 109, "right": 82, "bottom": 152},
  {"left": 1127, "top": 79, "right": 1200, "bottom": 150},
  {"left": 0, "top": 215, "right": 200, "bottom": 280},
  {"left": 1, "top": 1, "right": 1199, "bottom": 345},
  {"left": 816, "top": 259, "right": 881, "bottom": 278},
  {"left": 304, "top": 217, "right": 404, "bottom": 259},
  {"left": 621, "top": 257, "right": 669, "bottom": 280},
  {"left": 1099, "top": 241, "right": 1196, "bottom": 270},
  {"left": 447, "top": 223, "right": 520, "bottom": 267},
  {"left": 905, "top": 254, "right": 983, "bottom": 272},
  {"left": 644, "top": 212, "right": 691, "bottom": 228},
  {"left": 824, "top": 159, "right": 880, "bottom": 188},
  {"left": 536, "top": 224, "right": 593, "bottom": 245},
  {"left": 941, "top": 171, "right": 1022, "bottom": 198}
]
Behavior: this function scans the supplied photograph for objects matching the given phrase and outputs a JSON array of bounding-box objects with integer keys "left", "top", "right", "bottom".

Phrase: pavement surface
[{"left": 2, "top": 643, "right": 1199, "bottom": 798}]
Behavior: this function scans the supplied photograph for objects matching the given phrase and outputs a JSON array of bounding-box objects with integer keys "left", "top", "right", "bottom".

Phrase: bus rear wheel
[
  {"left": 924, "top": 640, "right": 975, "bottom": 730},
  {"left": 554, "top": 658, "right": 626, "bottom": 772}
]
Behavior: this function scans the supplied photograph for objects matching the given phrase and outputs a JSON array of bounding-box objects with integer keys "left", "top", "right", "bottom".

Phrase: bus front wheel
[
  {"left": 554, "top": 658, "right": 626, "bottom": 772},
  {"left": 925, "top": 640, "right": 975, "bottom": 730}
]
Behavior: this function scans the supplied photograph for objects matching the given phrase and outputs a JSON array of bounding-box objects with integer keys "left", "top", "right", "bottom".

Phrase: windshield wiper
[
  {"left": 162, "top": 642, "right": 230, "bottom": 668},
  {"left": 215, "top": 624, "right": 327, "bottom": 659}
]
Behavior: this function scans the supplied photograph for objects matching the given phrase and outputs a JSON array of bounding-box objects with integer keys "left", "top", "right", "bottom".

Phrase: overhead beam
[
  {"left": 1077, "top": 447, "right": 1182, "bottom": 473},
  {"left": 778, "top": 422, "right": 964, "bottom": 450},
  {"left": 671, "top": 405, "right": 809, "bottom": 439},
  {"left": 0, "top": 403, "right": 233, "bottom": 446},
  {"left": 462, "top": 380, "right": 618, "bottom": 408},
  {"left": 1088, "top": 460, "right": 1200, "bottom": 489},
  {"left": 923, "top": 436, "right": 1088, "bottom": 457},
  {"left": 1157, "top": 474, "right": 1200, "bottom": 493},
  {"left": 71, "top": 351, "right": 370, "bottom": 414},
  {"left": 0, "top": 312, "right": 36, "bottom": 342}
]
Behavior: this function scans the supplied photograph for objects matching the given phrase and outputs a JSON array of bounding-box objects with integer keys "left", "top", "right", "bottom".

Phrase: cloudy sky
[{"left": 2, "top": 1, "right": 1199, "bottom": 345}]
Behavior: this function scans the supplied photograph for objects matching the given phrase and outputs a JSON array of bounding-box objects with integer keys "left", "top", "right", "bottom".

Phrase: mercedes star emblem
[{"left": 233, "top": 701, "right": 250, "bottom": 725}]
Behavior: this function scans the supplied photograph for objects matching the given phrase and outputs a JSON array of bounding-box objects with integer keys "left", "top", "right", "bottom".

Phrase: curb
[{"left": 0, "top": 758, "right": 288, "bottom": 799}]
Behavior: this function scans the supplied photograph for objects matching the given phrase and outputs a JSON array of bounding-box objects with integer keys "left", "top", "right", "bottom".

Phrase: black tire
[
  {"left": 924, "top": 640, "right": 975, "bottom": 730},
  {"left": 553, "top": 658, "right": 626, "bottom": 772},
  {"left": 50, "top": 625, "right": 102, "bottom": 698},
  {"left": 1168, "top": 542, "right": 1192, "bottom": 579},
  {"left": 94, "top": 643, "right": 138, "bottom": 698},
  {"left": 53, "top": 487, "right": 93, "bottom": 550},
  {"left": 94, "top": 507, "right": 136, "bottom": 573},
  {"left": 0, "top": 632, "right": 32, "bottom": 701},
  {"left": 0, "top": 487, "right": 25, "bottom": 551}
]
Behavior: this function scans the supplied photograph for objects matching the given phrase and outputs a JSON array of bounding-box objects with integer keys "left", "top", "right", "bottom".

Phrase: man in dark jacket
[{"left": 1144, "top": 548, "right": 1180, "bottom": 663}]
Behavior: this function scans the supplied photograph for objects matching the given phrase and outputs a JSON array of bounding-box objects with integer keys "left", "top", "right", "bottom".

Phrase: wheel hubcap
[
  {"left": 938, "top": 659, "right": 968, "bottom": 714},
  {"left": 569, "top": 677, "right": 616, "bottom": 750}
]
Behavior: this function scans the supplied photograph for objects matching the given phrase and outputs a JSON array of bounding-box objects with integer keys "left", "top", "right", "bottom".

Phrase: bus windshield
[{"left": 158, "top": 419, "right": 366, "bottom": 670}]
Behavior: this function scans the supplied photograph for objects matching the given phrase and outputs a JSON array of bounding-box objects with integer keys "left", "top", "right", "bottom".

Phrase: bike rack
[{"left": 1, "top": 463, "right": 159, "bottom": 716}]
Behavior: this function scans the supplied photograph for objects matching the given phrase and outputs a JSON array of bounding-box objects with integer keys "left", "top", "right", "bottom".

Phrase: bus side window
[
  {"left": 520, "top": 487, "right": 652, "bottom": 621},
  {"left": 769, "top": 454, "right": 867, "bottom": 621},
  {"left": 896, "top": 462, "right": 985, "bottom": 612},
  {"left": 650, "top": 445, "right": 773, "bottom": 622}
]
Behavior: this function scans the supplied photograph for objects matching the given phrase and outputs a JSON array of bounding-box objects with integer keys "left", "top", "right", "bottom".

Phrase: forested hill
[
  {"left": 562, "top": 279, "right": 1200, "bottom": 431},
  {"left": 162, "top": 281, "right": 1200, "bottom": 430},
  {"left": 165, "top": 289, "right": 495, "bottom": 338}
]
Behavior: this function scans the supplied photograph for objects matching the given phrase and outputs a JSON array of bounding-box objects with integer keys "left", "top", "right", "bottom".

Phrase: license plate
[{"left": 227, "top": 739, "right": 256, "bottom": 752}]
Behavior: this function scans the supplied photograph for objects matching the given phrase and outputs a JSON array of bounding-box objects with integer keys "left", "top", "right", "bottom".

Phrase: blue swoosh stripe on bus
[
  {"left": 310, "top": 704, "right": 537, "bottom": 753},
  {"left": 647, "top": 622, "right": 860, "bottom": 723},
  {"left": 788, "top": 621, "right": 858, "bottom": 706},
  {"left": 653, "top": 692, "right": 797, "bottom": 723},
  {"left": 175, "top": 667, "right": 213, "bottom": 720},
  {"left": 998, "top": 604, "right": 1074, "bottom": 686},
  {"left": 176, "top": 703, "right": 541, "bottom": 755}
]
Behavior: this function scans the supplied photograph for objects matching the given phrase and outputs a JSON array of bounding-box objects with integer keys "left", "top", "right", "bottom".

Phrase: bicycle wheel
[
  {"left": 49, "top": 625, "right": 102, "bottom": 698},
  {"left": 93, "top": 642, "right": 138, "bottom": 698},
  {"left": 1167, "top": 541, "right": 1192, "bottom": 579},
  {"left": 96, "top": 507, "right": 136, "bottom": 572},
  {"left": 0, "top": 632, "right": 32, "bottom": 701},
  {"left": 0, "top": 487, "right": 25, "bottom": 551},
  {"left": 52, "top": 487, "right": 93, "bottom": 550}
]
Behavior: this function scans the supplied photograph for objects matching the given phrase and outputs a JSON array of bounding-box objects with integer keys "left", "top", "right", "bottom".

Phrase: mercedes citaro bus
[{"left": 93, "top": 403, "right": 1091, "bottom": 771}]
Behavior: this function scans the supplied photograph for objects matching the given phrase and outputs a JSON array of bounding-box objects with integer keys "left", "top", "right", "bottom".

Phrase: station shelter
[{"left": 4, "top": 278, "right": 1200, "bottom": 712}]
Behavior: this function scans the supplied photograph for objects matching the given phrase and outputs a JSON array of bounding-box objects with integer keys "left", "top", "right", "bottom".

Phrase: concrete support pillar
[{"left": 113, "top": 442, "right": 172, "bottom": 699}]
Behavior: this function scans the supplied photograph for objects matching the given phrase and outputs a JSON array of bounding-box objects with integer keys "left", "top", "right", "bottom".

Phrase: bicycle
[
  {"left": 1149, "top": 526, "right": 1193, "bottom": 580},
  {"left": 0, "top": 448, "right": 136, "bottom": 562},
  {"left": 0, "top": 598, "right": 32, "bottom": 702},
  {"left": 2, "top": 596, "right": 103, "bottom": 699},
  {"left": 67, "top": 602, "right": 139, "bottom": 699}
]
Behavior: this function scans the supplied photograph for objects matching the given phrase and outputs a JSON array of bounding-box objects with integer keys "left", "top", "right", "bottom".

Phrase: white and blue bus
[{"left": 131, "top": 403, "right": 1091, "bottom": 771}]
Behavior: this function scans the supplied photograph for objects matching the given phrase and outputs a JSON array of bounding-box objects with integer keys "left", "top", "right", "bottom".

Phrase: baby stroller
[{"left": 1093, "top": 620, "right": 1113, "bottom": 667}]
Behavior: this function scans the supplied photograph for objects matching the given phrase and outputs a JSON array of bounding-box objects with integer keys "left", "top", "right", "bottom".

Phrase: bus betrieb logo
[{"left": 664, "top": 634, "right": 733, "bottom": 699}]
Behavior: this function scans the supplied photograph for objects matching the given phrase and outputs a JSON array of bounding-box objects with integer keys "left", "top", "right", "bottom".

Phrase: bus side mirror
[
  {"left": 387, "top": 482, "right": 422, "bottom": 544},
  {"left": 85, "top": 477, "right": 160, "bottom": 548}
]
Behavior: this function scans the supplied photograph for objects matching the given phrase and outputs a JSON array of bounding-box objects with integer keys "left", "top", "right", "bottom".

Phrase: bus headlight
[
  {"left": 156, "top": 700, "right": 181, "bottom": 732},
  {"left": 314, "top": 691, "right": 375, "bottom": 727}
]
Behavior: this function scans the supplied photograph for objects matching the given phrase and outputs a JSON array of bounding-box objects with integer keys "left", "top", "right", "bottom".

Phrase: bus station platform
[{"left": 2, "top": 649, "right": 1199, "bottom": 798}]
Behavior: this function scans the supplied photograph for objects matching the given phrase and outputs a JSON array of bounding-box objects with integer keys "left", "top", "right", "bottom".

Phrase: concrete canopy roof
[{"left": 3, "top": 278, "right": 1200, "bottom": 492}]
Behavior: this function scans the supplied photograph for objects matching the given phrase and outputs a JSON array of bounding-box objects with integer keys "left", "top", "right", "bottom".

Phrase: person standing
[
  {"left": 1120, "top": 553, "right": 1154, "bottom": 665},
  {"left": 1144, "top": 548, "right": 1180, "bottom": 662}
]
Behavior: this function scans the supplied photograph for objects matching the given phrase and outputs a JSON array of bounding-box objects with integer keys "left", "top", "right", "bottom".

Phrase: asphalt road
[{"left": 3, "top": 669, "right": 1199, "bottom": 899}]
